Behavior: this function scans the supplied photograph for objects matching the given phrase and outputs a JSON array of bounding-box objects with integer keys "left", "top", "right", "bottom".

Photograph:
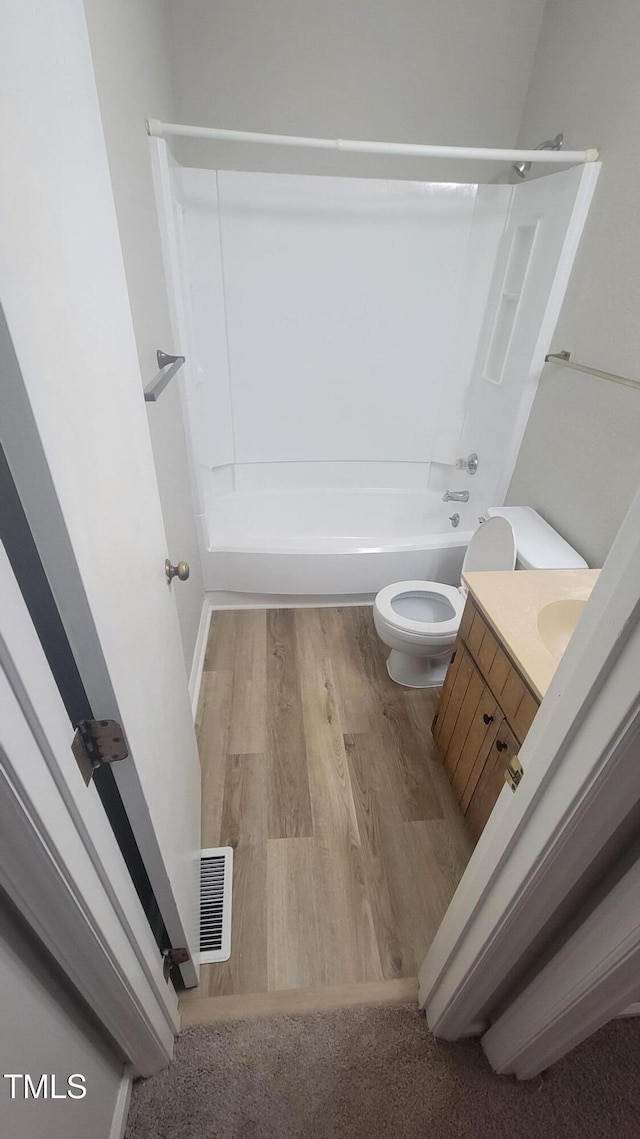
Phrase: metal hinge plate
[
  {"left": 163, "top": 946, "right": 190, "bottom": 982},
  {"left": 71, "top": 719, "right": 129, "bottom": 785},
  {"left": 505, "top": 755, "right": 524, "bottom": 792}
]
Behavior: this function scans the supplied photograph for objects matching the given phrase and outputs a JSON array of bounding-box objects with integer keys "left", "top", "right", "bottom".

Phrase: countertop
[{"left": 461, "top": 569, "right": 601, "bottom": 700}]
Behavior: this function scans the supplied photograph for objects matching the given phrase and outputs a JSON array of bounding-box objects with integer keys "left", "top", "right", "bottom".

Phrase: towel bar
[{"left": 545, "top": 350, "right": 640, "bottom": 392}]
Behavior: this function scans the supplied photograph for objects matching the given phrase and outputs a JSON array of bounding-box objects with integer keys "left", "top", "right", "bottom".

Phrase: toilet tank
[{"left": 486, "top": 507, "right": 588, "bottom": 570}]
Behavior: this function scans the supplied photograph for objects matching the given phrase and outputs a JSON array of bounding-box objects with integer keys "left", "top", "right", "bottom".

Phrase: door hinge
[
  {"left": 504, "top": 755, "right": 524, "bottom": 792},
  {"left": 71, "top": 719, "right": 129, "bottom": 785},
  {"left": 163, "top": 946, "right": 190, "bottom": 982}
]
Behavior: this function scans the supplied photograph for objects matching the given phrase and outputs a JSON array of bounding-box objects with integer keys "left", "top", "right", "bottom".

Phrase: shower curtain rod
[{"left": 146, "top": 119, "right": 599, "bottom": 165}]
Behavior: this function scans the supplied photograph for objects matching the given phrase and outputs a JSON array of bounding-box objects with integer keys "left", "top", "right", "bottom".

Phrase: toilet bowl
[
  {"left": 373, "top": 515, "right": 517, "bottom": 688},
  {"left": 373, "top": 581, "right": 466, "bottom": 687},
  {"left": 373, "top": 507, "right": 589, "bottom": 688}
]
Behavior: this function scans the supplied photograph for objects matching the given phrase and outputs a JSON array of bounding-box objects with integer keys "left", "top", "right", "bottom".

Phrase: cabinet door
[
  {"left": 449, "top": 683, "right": 503, "bottom": 802},
  {"left": 433, "top": 645, "right": 503, "bottom": 798},
  {"left": 465, "top": 727, "right": 519, "bottom": 841},
  {"left": 432, "top": 645, "right": 472, "bottom": 756}
]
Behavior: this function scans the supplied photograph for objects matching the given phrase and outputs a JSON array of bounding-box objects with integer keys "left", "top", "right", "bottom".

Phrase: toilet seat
[
  {"left": 375, "top": 581, "right": 464, "bottom": 639},
  {"left": 372, "top": 516, "right": 519, "bottom": 688},
  {"left": 374, "top": 518, "right": 517, "bottom": 642}
]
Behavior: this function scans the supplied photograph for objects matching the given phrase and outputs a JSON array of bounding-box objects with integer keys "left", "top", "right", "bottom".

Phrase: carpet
[{"left": 126, "top": 1003, "right": 640, "bottom": 1139}]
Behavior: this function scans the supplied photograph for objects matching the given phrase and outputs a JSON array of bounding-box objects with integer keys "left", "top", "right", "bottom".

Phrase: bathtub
[{"left": 201, "top": 487, "right": 476, "bottom": 600}]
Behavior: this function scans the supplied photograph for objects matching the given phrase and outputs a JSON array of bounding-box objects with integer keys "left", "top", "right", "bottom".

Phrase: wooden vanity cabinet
[{"left": 432, "top": 598, "right": 540, "bottom": 841}]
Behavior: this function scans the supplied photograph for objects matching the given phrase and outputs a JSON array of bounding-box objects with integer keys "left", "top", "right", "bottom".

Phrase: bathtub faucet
[{"left": 442, "top": 489, "right": 469, "bottom": 503}]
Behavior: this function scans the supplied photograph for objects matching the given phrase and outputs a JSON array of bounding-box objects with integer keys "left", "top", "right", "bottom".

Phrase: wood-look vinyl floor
[{"left": 185, "top": 606, "right": 473, "bottom": 1002}]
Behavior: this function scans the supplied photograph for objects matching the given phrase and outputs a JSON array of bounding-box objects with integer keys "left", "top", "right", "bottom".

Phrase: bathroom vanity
[{"left": 432, "top": 569, "right": 600, "bottom": 840}]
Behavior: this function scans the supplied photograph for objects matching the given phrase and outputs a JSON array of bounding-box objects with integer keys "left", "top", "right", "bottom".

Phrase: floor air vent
[{"left": 199, "top": 847, "right": 233, "bottom": 963}]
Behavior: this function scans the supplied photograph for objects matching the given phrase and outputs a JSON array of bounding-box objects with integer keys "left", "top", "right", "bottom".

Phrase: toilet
[{"left": 373, "top": 506, "right": 588, "bottom": 689}]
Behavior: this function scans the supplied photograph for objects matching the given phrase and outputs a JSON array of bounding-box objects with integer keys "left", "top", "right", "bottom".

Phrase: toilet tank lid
[{"left": 487, "top": 507, "right": 588, "bottom": 570}]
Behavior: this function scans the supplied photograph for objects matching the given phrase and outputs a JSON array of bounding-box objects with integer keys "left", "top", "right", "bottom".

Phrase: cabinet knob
[
  {"left": 483, "top": 713, "right": 494, "bottom": 725},
  {"left": 496, "top": 739, "right": 508, "bottom": 752}
]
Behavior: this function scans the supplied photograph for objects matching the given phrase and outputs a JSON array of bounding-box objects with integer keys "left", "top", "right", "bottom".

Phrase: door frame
[
  {"left": 419, "top": 480, "right": 640, "bottom": 1053},
  {"left": 0, "top": 542, "right": 178, "bottom": 1077},
  {"left": 481, "top": 848, "right": 640, "bottom": 1078}
]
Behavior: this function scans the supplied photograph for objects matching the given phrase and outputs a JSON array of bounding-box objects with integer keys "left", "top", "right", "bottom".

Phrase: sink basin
[{"left": 537, "top": 598, "right": 588, "bottom": 661}]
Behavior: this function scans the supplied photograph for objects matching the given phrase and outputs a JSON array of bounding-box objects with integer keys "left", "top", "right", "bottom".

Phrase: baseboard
[
  {"left": 618, "top": 1002, "right": 640, "bottom": 1018},
  {"left": 109, "top": 1070, "right": 133, "bottom": 1139},
  {"left": 180, "top": 977, "right": 418, "bottom": 1026},
  {"left": 188, "top": 599, "right": 213, "bottom": 719},
  {"left": 206, "top": 589, "right": 375, "bottom": 610}
]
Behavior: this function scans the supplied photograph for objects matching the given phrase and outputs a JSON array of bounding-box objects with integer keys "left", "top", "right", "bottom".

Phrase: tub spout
[{"left": 442, "top": 490, "right": 469, "bottom": 503}]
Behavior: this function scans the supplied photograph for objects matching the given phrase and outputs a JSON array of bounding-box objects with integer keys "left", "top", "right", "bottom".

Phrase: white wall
[
  {"left": 0, "top": 896, "right": 124, "bottom": 1139},
  {"left": 506, "top": 0, "right": 640, "bottom": 566},
  {"left": 174, "top": 170, "right": 518, "bottom": 518},
  {"left": 222, "top": 175, "right": 476, "bottom": 466},
  {"left": 165, "top": 0, "right": 545, "bottom": 183},
  {"left": 172, "top": 158, "right": 596, "bottom": 551},
  {"left": 83, "top": 0, "right": 205, "bottom": 666},
  {"left": 459, "top": 164, "right": 599, "bottom": 509}
]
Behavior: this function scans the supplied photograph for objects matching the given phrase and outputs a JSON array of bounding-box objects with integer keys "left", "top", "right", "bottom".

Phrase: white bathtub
[{"left": 201, "top": 488, "right": 475, "bottom": 600}]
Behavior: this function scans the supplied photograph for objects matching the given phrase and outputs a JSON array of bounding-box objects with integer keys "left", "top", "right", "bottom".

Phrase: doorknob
[{"left": 165, "top": 558, "right": 190, "bottom": 584}]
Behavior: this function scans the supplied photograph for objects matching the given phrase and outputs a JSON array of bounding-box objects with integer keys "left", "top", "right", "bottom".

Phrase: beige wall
[
  {"left": 83, "top": 0, "right": 205, "bottom": 668},
  {"left": 0, "top": 896, "right": 124, "bottom": 1139},
  {"left": 165, "top": 0, "right": 545, "bottom": 182},
  {"left": 506, "top": 0, "right": 640, "bottom": 566}
]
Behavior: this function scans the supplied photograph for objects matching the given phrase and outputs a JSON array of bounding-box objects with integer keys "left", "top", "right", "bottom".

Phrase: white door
[
  {"left": 0, "top": 541, "right": 178, "bottom": 1075},
  {"left": 0, "top": 0, "right": 200, "bottom": 983}
]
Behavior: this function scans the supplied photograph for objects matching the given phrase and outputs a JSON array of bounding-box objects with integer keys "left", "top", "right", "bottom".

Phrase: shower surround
[{"left": 153, "top": 155, "right": 598, "bottom": 602}]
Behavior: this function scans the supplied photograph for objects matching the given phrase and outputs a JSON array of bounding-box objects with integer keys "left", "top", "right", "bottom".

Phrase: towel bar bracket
[{"left": 144, "top": 349, "right": 186, "bottom": 402}]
